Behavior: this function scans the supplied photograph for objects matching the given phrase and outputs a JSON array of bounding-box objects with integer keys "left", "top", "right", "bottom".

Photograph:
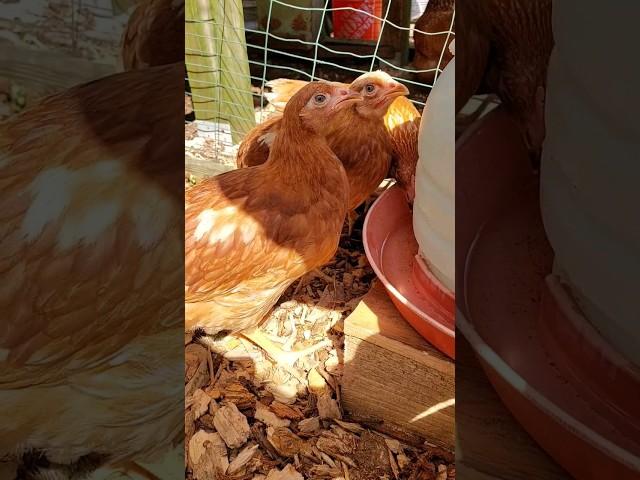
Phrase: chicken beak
[
  {"left": 333, "top": 92, "right": 363, "bottom": 110},
  {"left": 385, "top": 82, "right": 410, "bottom": 100}
]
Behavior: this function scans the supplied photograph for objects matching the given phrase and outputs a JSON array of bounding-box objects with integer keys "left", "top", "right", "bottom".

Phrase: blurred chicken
[
  {"left": 121, "top": 0, "right": 184, "bottom": 70},
  {"left": 412, "top": 0, "right": 455, "bottom": 85},
  {"left": 186, "top": 82, "right": 361, "bottom": 370},
  {"left": 0, "top": 63, "right": 183, "bottom": 479},
  {"left": 239, "top": 71, "right": 410, "bottom": 227},
  {"left": 456, "top": 0, "right": 552, "bottom": 156}
]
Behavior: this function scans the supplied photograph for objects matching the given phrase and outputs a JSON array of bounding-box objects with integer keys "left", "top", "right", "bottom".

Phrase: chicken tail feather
[{"left": 264, "top": 78, "right": 309, "bottom": 111}]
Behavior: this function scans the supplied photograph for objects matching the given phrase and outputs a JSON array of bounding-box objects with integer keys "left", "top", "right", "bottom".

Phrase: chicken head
[
  {"left": 350, "top": 71, "right": 410, "bottom": 120},
  {"left": 296, "top": 81, "right": 364, "bottom": 134}
]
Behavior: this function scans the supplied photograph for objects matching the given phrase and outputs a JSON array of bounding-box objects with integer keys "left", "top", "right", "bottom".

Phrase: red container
[
  {"left": 363, "top": 185, "right": 455, "bottom": 359},
  {"left": 332, "top": 0, "right": 382, "bottom": 41},
  {"left": 457, "top": 106, "right": 640, "bottom": 479}
]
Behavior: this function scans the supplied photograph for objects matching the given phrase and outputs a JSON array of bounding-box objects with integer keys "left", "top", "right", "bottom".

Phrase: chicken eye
[
  {"left": 365, "top": 84, "right": 376, "bottom": 94},
  {"left": 314, "top": 94, "right": 327, "bottom": 104}
]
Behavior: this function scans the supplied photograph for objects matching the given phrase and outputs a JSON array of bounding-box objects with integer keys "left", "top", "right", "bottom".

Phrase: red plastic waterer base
[
  {"left": 363, "top": 185, "right": 455, "bottom": 359},
  {"left": 457, "top": 106, "right": 640, "bottom": 479}
]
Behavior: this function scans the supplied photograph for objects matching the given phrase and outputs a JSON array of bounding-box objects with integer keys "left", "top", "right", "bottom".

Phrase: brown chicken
[
  {"left": 255, "top": 74, "right": 422, "bottom": 206},
  {"left": 0, "top": 63, "right": 183, "bottom": 479},
  {"left": 413, "top": 0, "right": 455, "bottom": 85},
  {"left": 185, "top": 82, "right": 361, "bottom": 369},
  {"left": 121, "top": 0, "right": 184, "bottom": 70},
  {"left": 456, "top": 0, "right": 553, "bottom": 155},
  {"left": 385, "top": 96, "right": 422, "bottom": 205},
  {"left": 238, "top": 71, "right": 409, "bottom": 225}
]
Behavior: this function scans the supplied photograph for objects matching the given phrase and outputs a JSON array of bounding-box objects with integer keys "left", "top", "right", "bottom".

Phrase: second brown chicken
[{"left": 237, "top": 71, "right": 410, "bottom": 225}]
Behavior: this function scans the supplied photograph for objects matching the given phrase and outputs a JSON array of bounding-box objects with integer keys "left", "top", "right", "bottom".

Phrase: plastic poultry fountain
[
  {"left": 363, "top": 46, "right": 455, "bottom": 360},
  {"left": 456, "top": 4, "right": 640, "bottom": 477}
]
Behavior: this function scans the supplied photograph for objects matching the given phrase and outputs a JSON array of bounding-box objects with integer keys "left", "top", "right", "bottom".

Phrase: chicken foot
[
  {"left": 241, "top": 328, "right": 332, "bottom": 379},
  {"left": 345, "top": 210, "right": 359, "bottom": 237}
]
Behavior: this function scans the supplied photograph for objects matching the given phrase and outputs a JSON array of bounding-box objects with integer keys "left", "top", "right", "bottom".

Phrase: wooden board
[
  {"left": 456, "top": 335, "right": 572, "bottom": 479},
  {"left": 341, "top": 282, "right": 455, "bottom": 450},
  {"left": 185, "top": 152, "right": 235, "bottom": 181}
]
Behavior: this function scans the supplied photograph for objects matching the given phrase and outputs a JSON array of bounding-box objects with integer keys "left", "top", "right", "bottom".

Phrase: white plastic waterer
[
  {"left": 540, "top": 4, "right": 640, "bottom": 367},
  {"left": 412, "top": 42, "right": 455, "bottom": 293}
]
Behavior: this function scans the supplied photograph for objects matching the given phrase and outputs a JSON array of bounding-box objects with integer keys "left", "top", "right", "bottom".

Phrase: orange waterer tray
[
  {"left": 457, "top": 106, "right": 640, "bottom": 479},
  {"left": 363, "top": 184, "right": 455, "bottom": 359}
]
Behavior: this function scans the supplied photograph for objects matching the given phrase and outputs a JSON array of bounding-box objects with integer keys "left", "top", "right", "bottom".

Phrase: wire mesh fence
[{"left": 185, "top": 0, "right": 455, "bottom": 174}]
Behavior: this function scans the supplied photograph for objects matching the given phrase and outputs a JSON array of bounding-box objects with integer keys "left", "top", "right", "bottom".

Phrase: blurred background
[{"left": 0, "top": 0, "right": 132, "bottom": 120}]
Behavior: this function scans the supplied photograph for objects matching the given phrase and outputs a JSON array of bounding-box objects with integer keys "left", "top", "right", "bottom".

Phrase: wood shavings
[
  {"left": 270, "top": 401, "right": 304, "bottom": 421},
  {"left": 191, "top": 389, "right": 211, "bottom": 420},
  {"left": 223, "top": 381, "right": 257, "bottom": 410},
  {"left": 188, "top": 431, "right": 228, "bottom": 479},
  {"left": 317, "top": 394, "right": 342, "bottom": 421},
  {"left": 297, "top": 417, "right": 321, "bottom": 434},
  {"left": 351, "top": 431, "right": 393, "bottom": 480},
  {"left": 214, "top": 403, "right": 251, "bottom": 449},
  {"left": 334, "top": 420, "right": 365, "bottom": 434},
  {"left": 265, "top": 464, "right": 304, "bottom": 480},
  {"left": 389, "top": 448, "right": 401, "bottom": 480},
  {"left": 228, "top": 444, "right": 260, "bottom": 475},
  {"left": 324, "top": 351, "right": 341, "bottom": 375},
  {"left": 266, "top": 427, "right": 309, "bottom": 458},
  {"left": 306, "top": 463, "right": 342, "bottom": 478},
  {"left": 197, "top": 413, "right": 217, "bottom": 431},
  {"left": 385, "top": 438, "right": 402, "bottom": 454},
  {"left": 307, "top": 368, "right": 329, "bottom": 396},
  {"left": 397, "top": 452, "right": 410, "bottom": 471},
  {"left": 256, "top": 402, "right": 291, "bottom": 428}
]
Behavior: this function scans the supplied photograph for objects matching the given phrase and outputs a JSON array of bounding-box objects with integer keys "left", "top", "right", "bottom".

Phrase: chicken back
[
  {"left": 121, "top": 0, "right": 184, "bottom": 70},
  {"left": 413, "top": 0, "right": 455, "bottom": 85},
  {"left": 185, "top": 82, "right": 360, "bottom": 337},
  {"left": 456, "top": 0, "right": 553, "bottom": 154}
]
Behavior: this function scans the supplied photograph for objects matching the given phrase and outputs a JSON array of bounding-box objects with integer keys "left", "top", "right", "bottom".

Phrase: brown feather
[
  {"left": 385, "top": 96, "right": 422, "bottom": 204},
  {"left": 237, "top": 72, "right": 404, "bottom": 212},
  {"left": 121, "top": 0, "right": 184, "bottom": 70},
  {"left": 185, "top": 83, "right": 350, "bottom": 336},
  {"left": 456, "top": 0, "right": 553, "bottom": 151},
  {"left": 0, "top": 63, "right": 183, "bottom": 466},
  {"left": 412, "top": 0, "right": 455, "bottom": 85}
]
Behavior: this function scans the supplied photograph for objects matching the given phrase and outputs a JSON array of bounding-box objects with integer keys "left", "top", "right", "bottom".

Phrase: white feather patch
[
  {"left": 194, "top": 209, "right": 216, "bottom": 241},
  {"left": 22, "top": 160, "right": 170, "bottom": 250},
  {"left": 259, "top": 131, "right": 277, "bottom": 147},
  {"left": 193, "top": 206, "right": 238, "bottom": 243},
  {"left": 22, "top": 166, "right": 75, "bottom": 241},
  {"left": 209, "top": 223, "right": 236, "bottom": 245}
]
